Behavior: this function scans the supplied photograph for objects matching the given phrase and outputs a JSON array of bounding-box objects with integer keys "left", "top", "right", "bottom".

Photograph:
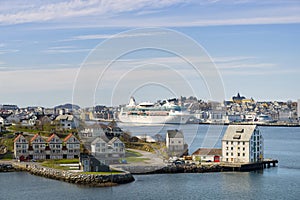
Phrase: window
[
  {"left": 231, "top": 141, "right": 233, "bottom": 145},
  {"left": 226, "top": 146, "right": 229, "bottom": 150},
  {"left": 226, "top": 152, "right": 228, "bottom": 156},
  {"left": 231, "top": 153, "right": 233, "bottom": 156},
  {"left": 243, "top": 142, "right": 245, "bottom": 145},
  {"left": 243, "top": 153, "right": 245, "bottom": 157},
  {"left": 226, "top": 141, "right": 228, "bottom": 145},
  {"left": 238, "top": 147, "right": 240, "bottom": 150},
  {"left": 238, "top": 153, "right": 240, "bottom": 157},
  {"left": 231, "top": 147, "right": 233, "bottom": 150},
  {"left": 243, "top": 147, "right": 245, "bottom": 151}
]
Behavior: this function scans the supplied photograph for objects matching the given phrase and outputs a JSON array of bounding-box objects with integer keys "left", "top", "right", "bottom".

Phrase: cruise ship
[{"left": 118, "top": 97, "right": 190, "bottom": 124}]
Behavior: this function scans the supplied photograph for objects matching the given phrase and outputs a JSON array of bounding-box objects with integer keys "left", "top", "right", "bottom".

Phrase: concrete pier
[{"left": 220, "top": 159, "right": 278, "bottom": 172}]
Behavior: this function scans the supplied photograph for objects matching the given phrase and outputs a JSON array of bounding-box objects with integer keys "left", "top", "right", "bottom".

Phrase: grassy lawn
[
  {"left": 125, "top": 157, "right": 150, "bottom": 163},
  {"left": 125, "top": 149, "right": 150, "bottom": 163},
  {"left": 40, "top": 159, "right": 79, "bottom": 170}
]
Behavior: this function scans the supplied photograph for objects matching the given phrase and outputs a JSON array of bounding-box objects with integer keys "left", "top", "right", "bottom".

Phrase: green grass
[
  {"left": 125, "top": 157, "right": 150, "bottom": 163},
  {"left": 40, "top": 159, "right": 79, "bottom": 170},
  {"left": 125, "top": 150, "right": 143, "bottom": 157},
  {"left": 125, "top": 149, "right": 150, "bottom": 163},
  {"left": 1, "top": 152, "right": 13, "bottom": 160}
]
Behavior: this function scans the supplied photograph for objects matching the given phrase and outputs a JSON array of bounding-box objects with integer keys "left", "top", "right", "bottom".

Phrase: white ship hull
[{"left": 118, "top": 112, "right": 190, "bottom": 124}]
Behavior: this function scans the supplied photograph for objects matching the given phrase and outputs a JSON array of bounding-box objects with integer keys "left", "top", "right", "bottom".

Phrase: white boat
[{"left": 118, "top": 97, "right": 190, "bottom": 124}]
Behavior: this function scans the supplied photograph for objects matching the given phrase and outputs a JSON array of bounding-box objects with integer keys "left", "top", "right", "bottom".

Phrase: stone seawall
[
  {"left": 148, "top": 164, "right": 223, "bottom": 174},
  {"left": 112, "top": 163, "right": 223, "bottom": 174},
  {"left": 11, "top": 162, "right": 135, "bottom": 187}
]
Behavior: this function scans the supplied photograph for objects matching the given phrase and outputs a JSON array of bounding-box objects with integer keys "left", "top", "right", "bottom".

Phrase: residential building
[
  {"left": 192, "top": 148, "right": 222, "bottom": 162},
  {"left": 30, "top": 134, "right": 46, "bottom": 160},
  {"left": 55, "top": 114, "right": 79, "bottom": 129},
  {"left": 166, "top": 129, "right": 185, "bottom": 156},
  {"left": 64, "top": 133, "right": 80, "bottom": 159},
  {"left": 91, "top": 136, "right": 125, "bottom": 165},
  {"left": 103, "top": 120, "right": 123, "bottom": 140},
  {"left": 47, "top": 134, "right": 63, "bottom": 159},
  {"left": 80, "top": 123, "right": 105, "bottom": 138},
  {"left": 80, "top": 154, "right": 110, "bottom": 172},
  {"left": 14, "top": 134, "right": 29, "bottom": 161},
  {"left": 222, "top": 125, "right": 264, "bottom": 163}
]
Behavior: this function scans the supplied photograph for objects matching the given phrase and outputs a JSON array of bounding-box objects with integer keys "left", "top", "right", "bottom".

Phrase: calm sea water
[{"left": 0, "top": 125, "right": 299, "bottom": 200}]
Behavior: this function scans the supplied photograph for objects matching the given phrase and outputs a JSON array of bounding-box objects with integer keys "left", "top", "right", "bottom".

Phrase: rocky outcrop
[{"left": 12, "top": 163, "right": 135, "bottom": 187}]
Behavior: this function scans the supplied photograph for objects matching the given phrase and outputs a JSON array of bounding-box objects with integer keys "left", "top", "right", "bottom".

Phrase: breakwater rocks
[
  {"left": 0, "top": 163, "right": 14, "bottom": 172},
  {"left": 150, "top": 164, "right": 223, "bottom": 174},
  {"left": 113, "top": 163, "right": 224, "bottom": 174},
  {"left": 11, "top": 163, "right": 134, "bottom": 187}
]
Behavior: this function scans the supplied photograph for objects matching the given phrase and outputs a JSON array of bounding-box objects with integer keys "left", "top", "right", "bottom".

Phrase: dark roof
[{"left": 167, "top": 129, "right": 184, "bottom": 138}]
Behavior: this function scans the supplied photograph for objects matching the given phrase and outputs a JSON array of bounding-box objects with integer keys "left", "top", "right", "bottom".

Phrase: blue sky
[{"left": 0, "top": 0, "right": 299, "bottom": 107}]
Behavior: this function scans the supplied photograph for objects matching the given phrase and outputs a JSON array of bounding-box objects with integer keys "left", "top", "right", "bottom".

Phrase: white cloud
[
  {"left": 0, "top": 49, "right": 19, "bottom": 54},
  {"left": 0, "top": 0, "right": 186, "bottom": 25},
  {"left": 64, "top": 31, "right": 168, "bottom": 41},
  {"left": 1, "top": 0, "right": 299, "bottom": 27}
]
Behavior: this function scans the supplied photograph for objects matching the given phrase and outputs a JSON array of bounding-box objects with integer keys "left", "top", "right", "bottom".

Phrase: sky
[{"left": 0, "top": 0, "right": 299, "bottom": 107}]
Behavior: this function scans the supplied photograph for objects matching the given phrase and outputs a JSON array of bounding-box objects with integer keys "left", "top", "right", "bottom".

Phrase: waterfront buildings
[
  {"left": 64, "top": 133, "right": 81, "bottom": 159},
  {"left": 166, "top": 129, "right": 186, "bottom": 157},
  {"left": 192, "top": 148, "right": 222, "bottom": 162},
  {"left": 47, "top": 134, "right": 63, "bottom": 159},
  {"left": 14, "top": 134, "right": 29, "bottom": 161},
  {"left": 13, "top": 133, "right": 80, "bottom": 160},
  {"left": 30, "top": 134, "right": 46, "bottom": 160},
  {"left": 90, "top": 136, "right": 125, "bottom": 165},
  {"left": 222, "top": 125, "right": 264, "bottom": 163}
]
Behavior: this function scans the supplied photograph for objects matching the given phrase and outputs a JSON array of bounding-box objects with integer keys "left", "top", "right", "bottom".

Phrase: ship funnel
[{"left": 129, "top": 97, "right": 136, "bottom": 106}]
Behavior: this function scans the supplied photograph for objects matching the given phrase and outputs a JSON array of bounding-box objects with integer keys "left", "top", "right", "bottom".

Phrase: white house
[
  {"left": 80, "top": 123, "right": 105, "bottom": 138},
  {"left": 55, "top": 114, "right": 79, "bottom": 129},
  {"left": 91, "top": 136, "right": 125, "bottom": 164},
  {"left": 222, "top": 125, "right": 264, "bottom": 163},
  {"left": 14, "top": 134, "right": 29, "bottom": 160},
  {"left": 166, "top": 129, "right": 185, "bottom": 156}
]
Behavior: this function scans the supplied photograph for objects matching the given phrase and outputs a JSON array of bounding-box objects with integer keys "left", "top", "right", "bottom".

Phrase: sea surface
[{"left": 1, "top": 125, "right": 299, "bottom": 200}]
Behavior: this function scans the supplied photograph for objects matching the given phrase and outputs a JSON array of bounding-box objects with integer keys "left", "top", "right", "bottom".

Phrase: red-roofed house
[
  {"left": 64, "top": 133, "right": 80, "bottom": 159},
  {"left": 31, "top": 134, "right": 46, "bottom": 160},
  {"left": 192, "top": 148, "right": 222, "bottom": 162},
  {"left": 14, "top": 134, "right": 29, "bottom": 161},
  {"left": 47, "top": 134, "right": 63, "bottom": 159}
]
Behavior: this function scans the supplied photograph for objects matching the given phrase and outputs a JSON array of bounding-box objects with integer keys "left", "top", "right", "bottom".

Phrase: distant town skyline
[{"left": 0, "top": 0, "right": 299, "bottom": 107}]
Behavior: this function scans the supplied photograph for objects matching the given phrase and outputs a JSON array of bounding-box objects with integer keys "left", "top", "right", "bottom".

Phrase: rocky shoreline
[{"left": 0, "top": 161, "right": 135, "bottom": 187}]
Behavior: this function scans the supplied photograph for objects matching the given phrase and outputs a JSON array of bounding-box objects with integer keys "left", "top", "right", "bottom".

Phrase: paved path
[{"left": 111, "top": 149, "right": 166, "bottom": 174}]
